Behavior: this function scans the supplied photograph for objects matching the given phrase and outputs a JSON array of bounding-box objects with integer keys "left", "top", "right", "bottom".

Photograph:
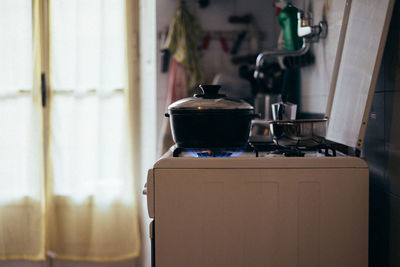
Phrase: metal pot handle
[
  {"left": 165, "top": 113, "right": 170, "bottom": 118},
  {"left": 194, "top": 84, "right": 226, "bottom": 99},
  {"left": 275, "top": 121, "right": 295, "bottom": 126}
]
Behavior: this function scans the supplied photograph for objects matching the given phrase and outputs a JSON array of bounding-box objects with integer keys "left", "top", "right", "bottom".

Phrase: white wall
[
  {"left": 140, "top": 0, "right": 157, "bottom": 266},
  {"left": 296, "top": 0, "right": 348, "bottom": 114}
]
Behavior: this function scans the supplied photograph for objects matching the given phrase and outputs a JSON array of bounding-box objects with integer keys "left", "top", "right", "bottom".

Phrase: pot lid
[{"left": 168, "top": 85, "right": 254, "bottom": 111}]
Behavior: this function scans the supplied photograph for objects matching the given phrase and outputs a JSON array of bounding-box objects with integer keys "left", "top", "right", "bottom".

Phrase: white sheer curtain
[
  {"left": 50, "top": 0, "right": 131, "bottom": 207},
  {"left": 47, "top": 0, "right": 140, "bottom": 260},
  {"left": 0, "top": 0, "right": 42, "bottom": 204},
  {"left": 0, "top": 0, "right": 45, "bottom": 260},
  {"left": 0, "top": 0, "right": 141, "bottom": 261}
]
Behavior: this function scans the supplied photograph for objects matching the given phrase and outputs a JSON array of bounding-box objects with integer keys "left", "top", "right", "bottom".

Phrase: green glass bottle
[{"left": 278, "top": 2, "right": 303, "bottom": 51}]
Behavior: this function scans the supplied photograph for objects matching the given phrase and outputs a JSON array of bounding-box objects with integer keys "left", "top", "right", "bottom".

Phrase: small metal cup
[{"left": 271, "top": 102, "right": 297, "bottom": 121}]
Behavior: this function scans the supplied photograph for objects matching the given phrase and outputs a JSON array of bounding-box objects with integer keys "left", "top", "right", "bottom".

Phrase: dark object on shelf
[
  {"left": 238, "top": 64, "right": 258, "bottom": 95},
  {"left": 231, "top": 54, "right": 258, "bottom": 65},
  {"left": 228, "top": 14, "right": 253, "bottom": 24},
  {"left": 230, "top": 30, "right": 247, "bottom": 55},
  {"left": 160, "top": 49, "right": 170, "bottom": 73},
  {"left": 254, "top": 62, "right": 284, "bottom": 94},
  {"left": 238, "top": 64, "right": 252, "bottom": 80},
  {"left": 198, "top": 0, "right": 209, "bottom": 8},
  {"left": 165, "top": 84, "right": 260, "bottom": 148}
]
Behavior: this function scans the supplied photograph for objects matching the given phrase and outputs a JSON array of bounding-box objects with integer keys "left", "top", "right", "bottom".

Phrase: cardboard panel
[{"left": 326, "top": 0, "right": 395, "bottom": 148}]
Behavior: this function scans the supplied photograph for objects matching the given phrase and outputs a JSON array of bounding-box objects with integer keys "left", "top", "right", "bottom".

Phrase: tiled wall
[
  {"left": 298, "top": 0, "right": 347, "bottom": 115},
  {"left": 362, "top": 0, "right": 400, "bottom": 265}
]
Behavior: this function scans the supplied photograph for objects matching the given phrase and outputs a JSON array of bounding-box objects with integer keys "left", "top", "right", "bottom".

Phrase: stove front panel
[{"left": 153, "top": 167, "right": 368, "bottom": 267}]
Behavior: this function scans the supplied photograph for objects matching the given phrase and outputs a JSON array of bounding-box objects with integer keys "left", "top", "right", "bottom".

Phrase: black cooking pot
[{"left": 165, "top": 85, "right": 259, "bottom": 149}]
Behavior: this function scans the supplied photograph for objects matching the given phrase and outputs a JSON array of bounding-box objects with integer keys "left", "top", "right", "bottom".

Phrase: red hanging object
[
  {"left": 202, "top": 34, "right": 211, "bottom": 50},
  {"left": 272, "top": 2, "right": 283, "bottom": 16},
  {"left": 219, "top": 36, "right": 229, "bottom": 53}
]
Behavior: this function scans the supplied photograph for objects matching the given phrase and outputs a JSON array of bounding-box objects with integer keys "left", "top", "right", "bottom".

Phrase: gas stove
[{"left": 145, "top": 141, "right": 368, "bottom": 266}]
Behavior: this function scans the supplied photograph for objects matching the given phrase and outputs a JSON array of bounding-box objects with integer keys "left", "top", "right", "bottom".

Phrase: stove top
[{"left": 171, "top": 141, "right": 339, "bottom": 158}]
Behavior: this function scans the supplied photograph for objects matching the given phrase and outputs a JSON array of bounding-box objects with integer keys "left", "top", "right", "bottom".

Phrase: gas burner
[
  {"left": 197, "top": 151, "right": 233, "bottom": 158},
  {"left": 172, "top": 143, "right": 258, "bottom": 158},
  {"left": 250, "top": 142, "right": 279, "bottom": 153},
  {"left": 283, "top": 150, "right": 305, "bottom": 157},
  {"left": 271, "top": 142, "right": 337, "bottom": 157},
  {"left": 268, "top": 148, "right": 305, "bottom": 157}
]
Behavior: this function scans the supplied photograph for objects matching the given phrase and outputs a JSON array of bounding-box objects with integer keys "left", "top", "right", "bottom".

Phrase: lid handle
[{"left": 194, "top": 84, "right": 226, "bottom": 99}]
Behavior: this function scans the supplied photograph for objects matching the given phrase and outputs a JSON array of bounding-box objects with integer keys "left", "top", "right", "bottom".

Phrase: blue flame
[
  {"left": 187, "top": 149, "right": 244, "bottom": 158},
  {"left": 198, "top": 151, "right": 232, "bottom": 158}
]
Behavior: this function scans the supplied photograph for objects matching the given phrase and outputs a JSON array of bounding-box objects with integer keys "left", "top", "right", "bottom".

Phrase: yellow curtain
[{"left": 0, "top": 0, "right": 142, "bottom": 262}]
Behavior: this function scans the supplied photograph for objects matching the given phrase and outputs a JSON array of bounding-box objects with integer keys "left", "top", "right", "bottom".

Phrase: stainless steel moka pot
[{"left": 271, "top": 102, "right": 297, "bottom": 121}]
